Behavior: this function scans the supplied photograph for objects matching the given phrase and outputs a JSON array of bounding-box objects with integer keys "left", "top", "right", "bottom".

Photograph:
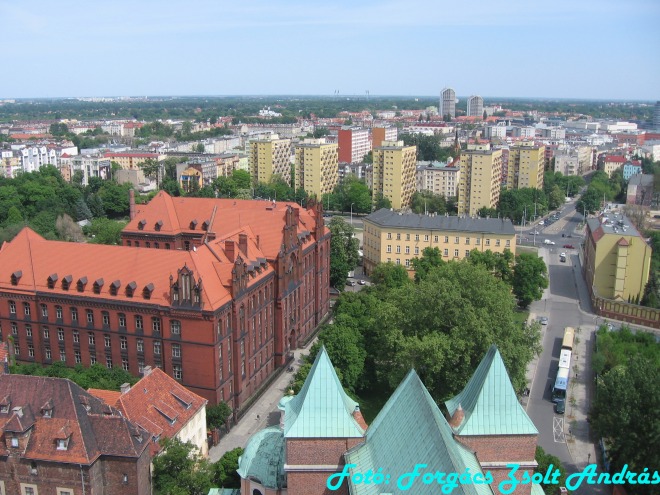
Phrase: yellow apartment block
[
  {"left": 584, "top": 215, "right": 651, "bottom": 302},
  {"left": 294, "top": 138, "right": 339, "bottom": 198},
  {"left": 362, "top": 209, "right": 516, "bottom": 275},
  {"left": 507, "top": 143, "right": 545, "bottom": 190},
  {"left": 248, "top": 135, "right": 293, "bottom": 185},
  {"left": 372, "top": 140, "right": 417, "bottom": 210},
  {"left": 458, "top": 146, "right": 502, "bottom": 216}
]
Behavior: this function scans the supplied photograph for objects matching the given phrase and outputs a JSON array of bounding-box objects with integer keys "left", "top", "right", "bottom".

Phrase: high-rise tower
[{"left": 440, "top": 87, "right": 456, "bottom": 120}]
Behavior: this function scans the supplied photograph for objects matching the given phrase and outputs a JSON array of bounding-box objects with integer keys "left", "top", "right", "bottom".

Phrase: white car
[
  {"left": 539, "top": 220, "right": 545, "bottom": 226},
  {"left": 544, "top": 239, "right": 555, "bottom": 245}
]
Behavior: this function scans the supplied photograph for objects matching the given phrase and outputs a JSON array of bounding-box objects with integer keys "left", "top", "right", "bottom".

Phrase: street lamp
[{"left": 350, "top": 203, "right": 355, "bottom": 226}]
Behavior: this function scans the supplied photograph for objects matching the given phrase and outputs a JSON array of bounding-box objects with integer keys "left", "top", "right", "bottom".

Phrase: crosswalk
[{"left": 553, "top": 417, "right": 566, "bottom": 443}]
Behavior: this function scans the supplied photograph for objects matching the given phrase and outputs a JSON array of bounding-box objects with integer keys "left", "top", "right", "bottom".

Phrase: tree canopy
[
  {"left": 512, "top": 252, "right": 549, "bottom": 308},
  {"left": 328, "top": 217, "right": 360, "bottom": 289},
  {"left": 152, "top": 438, "right": 213, "bottom": 495}
]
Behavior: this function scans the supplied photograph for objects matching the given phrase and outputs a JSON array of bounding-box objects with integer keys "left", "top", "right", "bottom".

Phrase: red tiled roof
[
  {"left": 0, "top": 375, "right": 148, "bottom": 464},
  {"left": 605, "top": 155, "right": 627, "bottom": 163},
  {"left": 617, "top": 237, "right": 630, "bottom": 246},
  {"left": 0, "top": 227, "right": 273, "bottom": 311},
  {"left": 87, "top": 389, "right": 121, "bottom": 407}
]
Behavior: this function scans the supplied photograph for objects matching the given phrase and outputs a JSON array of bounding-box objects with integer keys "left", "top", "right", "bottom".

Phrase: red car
[{"left": 563, "top": 244, "right": 575, "bottom": 249}]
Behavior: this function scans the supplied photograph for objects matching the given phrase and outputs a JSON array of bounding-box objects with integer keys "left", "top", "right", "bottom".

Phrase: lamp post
[{"left": 350, "top": 203, "right": 355, "bottom": 226}]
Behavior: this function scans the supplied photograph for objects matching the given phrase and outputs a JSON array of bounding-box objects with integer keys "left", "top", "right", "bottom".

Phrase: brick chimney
[
  {"left": 238, "top": 233, "right": 248, "bottom": 257},
  {"left": 129, "top": 189, "right": 136, "bottom": 220},
  {"left": 449, "top": 404, "right": 464, "bottom": 429},
  {"left": 120, "top": 383, "right": 131, "bottom": 394},
  {"left": 225, "top": 239, "right": 235, "bottom": 262}
]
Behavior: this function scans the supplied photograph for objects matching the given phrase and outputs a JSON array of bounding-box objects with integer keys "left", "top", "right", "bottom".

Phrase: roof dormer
[
  {"left": 0, "top": 395, "right": 11, "bottom": 414},
  {"left": 190, "top": 219, "right": 198, "bottom": 230},
  {"left": 10, "top": 270, "right": 22, "bottom": 286},
  {"left": 54, "top": 423, "right": 73, "bottom": 450},
  {"left": 77, "top": 276, "right": 88, "bottom": 292},
  {"left": 142, "top": 283, "right": 154, "bottom": 300},
  {"left": 202, "top": 220, "right": 210, "bottom": 230},
  {"left": 125, "top": 281, "right": 137, "bottom": 298},
  {"left": 110, "top": 280, "right": 121, "bottom": 296},
  {"left": 138, "top": 219, "right": 147, "bottom": 230},
  {"left": 41, "top": 399, "right": 54, "bottom": 418},
  {"left": 93, "top": 278, "right": 104, "bottom": 294},
  {"left": 155, "top": 220, "right": 163, "bottom": 231},
  {"left": 47, "top": 273, "right": 58, "bottom": 289},
  {"left": 62, "top": 275, "right": 73, "bottom": 290}
]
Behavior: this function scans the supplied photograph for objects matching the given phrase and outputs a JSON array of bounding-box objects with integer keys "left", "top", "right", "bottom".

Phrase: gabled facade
[{"left": 0, "top": 375, "right": 151, "bottom": 495}]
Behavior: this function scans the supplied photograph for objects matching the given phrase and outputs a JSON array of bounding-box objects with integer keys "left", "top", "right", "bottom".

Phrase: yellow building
[
  {"left": 457, "top": 145, "right": 502, "bottom": 216},
  {"left": 507, "top": 142, "right": 545, "bottom": 190},
  {"left": 362, "top": 209, "right": 516, "bottom": 275},
  {"left": 372, "top": 140, "right": 417, "bottom": 210},
  {"left": 584, "top": 215, "right": 651, "bottom": 302},
  {"left": 179, "top": 166, "right": 203, "bottom": 193},
  {"left": 103, "top": 152, "right": 165, "bottom": 170},
  {"left": 248, "top": 135, "right": 293, "bottom": 185},
  {"left": 294, "top": 138, "right": 339, "bottom": 198}
]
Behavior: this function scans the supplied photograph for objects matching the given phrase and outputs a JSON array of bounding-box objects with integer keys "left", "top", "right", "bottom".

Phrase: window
[
  {"left": 75, "top": 351, "right": 81, "bottom": 364},
  {"left": 136, "top": 339, "right": 144, "bottom": 352},
  {"left": 465, "top": 237, "right": 470, "bottom": 245},
  {"left": 406, "top": 234, "right": 410, "bottom": 241},
  {"left": 106, "top": 357, "right": 112, "bottom": 369},
  {"left": 9, "top": 301, "right": 16, "bottom": 314},
  {"left": 25, "top": 326, "right": 32, "bottom": 337},
  {"left": 70, "top": 308, "right": 78, "bottom": 322},
  {"left": 24, "top": 303, "right": 31, "bottom": 316},
  {"left": 172, "top": 344, "right": 181, "bottom": 358},
  {"left": 58, "top": 328, "right": 64, "bottom": 341},
  {"left": 405, "top": 259, "right": 410, "bottom": 267},
  {"left": 11, "top": 437, "right": 19, "bottom": 448},
  {"left": 118, "top": 314, "right": 126, "bottom": 328},
  {"left": 138, "top": 360, "right": 145, "bottom": 373},
  {"left": 386, "top": 245, "right": 392, "bottom": 253},
  {"left": 102, "top": 312, "right": 109, "bottom": 326},
  {"left": 43, "top": 327, "right": 49, "bottom": 339},
  {"left": 454, "top": 237, "right": 459, "bottom": 244},
  {"left": 173, "top": 364, "right": 182, "bottom": 380},
  {"left": 120, "top": 336, "right": 127, "bottom": 350},
  {"left": 86, "top": 310, "right": 94, "bottom": 324},
  {"left": 444, "top": 236, "right": 449, "bottom": 243},
  {"left": 90, "top": 354, "right": 96, "bottom": 365},
  {"left": 154, "top": 341, "right": 161, "bottom": 355},
  {"left": 14, "top": 344, "right": 21, "bottom": 356},
  {"left": 396, "top": 246, "right": 401, "bottom": 254},
  {"left": 135, "top": 316, "right": 143, "bottom": 331},
  {"left": 476, "top": 238, "right": 481, "bottom": 245},
  {"left": 466, "top": 250, "right": 471, "bottom": 257},
  {"left": 506, "top": 240, "right": 510, "bottom": 247},
  {"left": 424, "top": 235, "right": 429, "bottom": 241},
  {"left": 28, "top": 344, "right": 34, "bottom": 357},
  {"left": 396, "top": 233, "right": 401, "bottom": 240},
  {"left": 41, "top": 304, "right": 48, "bottom": 318},
  {"left": 152, "top": 318, "right": 161, "bottom": 334},
  {"left": 496, "top": 239, "right": 501, "bottom": 247},
  {"left": 122, "top": 358, "right": 129, "bottom": 371},
  {"left": 11, "top": 323, "right": 17, "bottom": 335},
  {"left": 396, "top": 259, "right": 400, "bottom": 265},
  {"left": 30, "top": 462, "right": 38, "bottom": 475},
  {"left": 104, "top": 335, "right": 111, "bottom": 348},
  {"left": 45, "top": 347, "right": 51, "bottom": 360},
  {"left": 415, "top": 234, "right": 420, "bottom": 241},
  {"left": 165, "top": 243, "right": 170, "bottom": 250},
  {"left": 57, "top": 439, "right": 68, "bottom": 450},
  {"left": 88, "top": 333, "right": 95, "bottom": 345},
  {"left": 405, "top": 246, "right": 410, "bottom": 254},
  {"left": 170, "top": 320, "right": 181, "bottom": 336},
  {"left": 486, "top": 239, "right": 491, "bottom": 246},
  {"left": 387, "top": 233, "right": 392, "bottom": 239},
  {"left": 60, "top": 350, "right": 66, "bottom": 362},
  {"left": 434, "top": 235, "right": 439, "bottom": 242},
  {"left": 56, "top": 306, "right": 62, "bottom": 319},
  {"left": 414, "top": 247, "right": 419, "bottom": 255},
  {"left": 454, "top": 249, "right": 459, "bottom": 257},
  {"left": 72, "top": 330, "right": 79, "bottom": 343}
]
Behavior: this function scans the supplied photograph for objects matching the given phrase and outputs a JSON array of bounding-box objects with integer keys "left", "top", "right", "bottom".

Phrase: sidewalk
[{"left": 208, "top": 338, "right": 317, "bottom": 462}]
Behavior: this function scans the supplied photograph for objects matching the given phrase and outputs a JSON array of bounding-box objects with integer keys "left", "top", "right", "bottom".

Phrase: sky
[{"left": 2, "top": 0, "right": 659, "bottom": 100}]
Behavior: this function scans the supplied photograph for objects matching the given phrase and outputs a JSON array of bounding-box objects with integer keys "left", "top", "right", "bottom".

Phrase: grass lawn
[
  {"left": 517, "top": 246, "right": 539, "bottom": 256},
  {"left": 356, "top": 390, "right": 389, "bottom": 424},
  {"left": 513, "top": 309, "right": 530, "bottom": 327}
]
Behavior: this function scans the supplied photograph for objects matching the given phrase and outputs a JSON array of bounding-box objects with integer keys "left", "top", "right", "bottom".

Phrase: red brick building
[
  {"left": 0, "top": 193, "right": 330, "bottom": 414},
  {"left": 0, "top": 374, "right": 151, "bottom": 495}
]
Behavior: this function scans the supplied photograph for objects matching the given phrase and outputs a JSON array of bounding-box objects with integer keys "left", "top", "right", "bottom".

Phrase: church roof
[
  {"left": 345, "top": 370, "right": 491, "bottom": 495},
  {"left": 236, "top": 426, "right": 285, "bottom": 489},
  {"left": 445, "top": 345, "right": 538, "bottom": 436},
  {"left": 283, "top": 346, "right": 364, "bottom": 438}
]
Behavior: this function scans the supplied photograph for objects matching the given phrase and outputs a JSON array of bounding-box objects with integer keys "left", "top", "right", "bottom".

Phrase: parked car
[
  {"left": 555, "top": 399, "right": 565, "bottom": 415},
  {"left": 358, "top": 279, "right": 366, "bottom": 285},
  {"left": 560, "top": 252, "right": 566, "bottom": 262},
  {"left": 539, "top": 316, "right": 548, "bottom": 325},
  {"left": 563, "top": 244, "right": 575, "bottom": 249},
  {"left": 532, "top": 230, "right": 540, "bottom": 235},
  {"left": 346, "top": 280, "right": 356, "bottom": 287},
  {"left": 538, "top": 220, "right": 545, "bottom": 226}
]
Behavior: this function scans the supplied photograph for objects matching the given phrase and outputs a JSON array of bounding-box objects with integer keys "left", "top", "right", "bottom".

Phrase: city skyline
[{"left": 1, "top": 0, "right": 659, "bottom": 100}]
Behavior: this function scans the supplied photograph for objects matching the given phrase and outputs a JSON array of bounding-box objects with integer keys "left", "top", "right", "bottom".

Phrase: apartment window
[
  {"left": 415, "top": 234, "right": 420, "bottom": 241},
  {"left": 154, "top": 341, "right": 161, "bottom": 355},
  {"left": 75, "top": 351, "right": 81, "bottom": 364},
  {"left": 90, "top": 354, "right": 96, "bottom": 365},
  {"left": 241, "top": 360, "right": 245, "bottom": 376},
  {"left": 122, "top": 358, "right": 129, "bottom": 371},
  {"left": 172, "top": 344, "right": 181, "bottom": 358},
  {"left": 454, "top": 237, "right": 459, "bottom": 244},
  {"left": 138, "top": 360, "right": 145, "bottom": 373},
  {"left": 476, "top": 238, "right": 481, "bottom": 245},
  {"left": 496, "top": 239, "right": 501, "bottom": 247},
  {"left": 386, "top": 245, "right": 392, "bottom": 253},
  {"left": 170, "top": 320, "right": 181, "bottom": 336},
  {"left": 173, "top": 364, "right": 182, "bottom": 380},
  {"left": 58, "top": 328, "right": 64, "bottom": 341},
  {"left": 106, "top": 357, "right": 112, "bottom": 369},
  {"left": 405, "top": 259, "right": 410, "bottom": 267},
  {"left": 396, "top": 246, "right": 401, "bottom": 254},
  {"left": 485, "top": 239, "right": 491, "bottom": 246},
  {"left": 434, "top": 235, "right": 439, "bottom": 243},
  {"left": 424, "top": 235, "right": 429, "bottom": 241},
  {"left": 387, "top": 233, "right": 392, "bottom": 239},
  {"left": 56, "top": 306, "right": 62, "bottom": 319},
  {"left": 396, "top": 259, "right": 401, "bottom": 265},
  {"left": 88, "top": 333, "right": 95, "bottom": 345},
  {"left": 406, "top": 234, "right": 410, "bottom": 241},
  {"left": 415, "top": 247, "right": 419, "bottom": 255},
  {"left": 14, "top": 345, "right": 20, "bottom": 356},
  {"left": 22, "top": 484, "right": 38, "bottom": 495},
  {"left": 41, "top": 304, "right": 48, "bottom": 318},
  {"left": 465, "top": 237, "right": 470, "bottom": 245},
  {"left": 11, "top": 322, "right": 17, "bottom": 335},
  {"left": 43, "top": 327, "right": 49, "bottom": 339},
  {"left": 136, "top": 339, "right": 144, "bottom": 352},
  {"left": 466, "top": 250, "right": 471, "bottom": 257},
  {"left": 25, "top": 325, "right": 32, "bottom": 337},
  {"left": 506, "top": 239, "right": 510, "bottom": 247},
  {"left": 9, "top": 301, "right": 16, "bottom": 314},
  {"left": 60, "top": 349, "right": 66, "bottom": 362},
  {"left": 405, "top": 246, "right": 410, "bottom": 254},
  {"left": 120, "top": 336, "right": 127, "bottom": 350},
  {"left": 118, "top": 314, "right": 126, "bottom": 328},
  {"left": 102, "top": 311, "right": 110, "bottom": 326},
  {"left": 28, "top": 344, "right": 34, "bottom": 357},
  {"left": 72, "top": 330, "right": 79, "bottom": 343},
  {"left": 86, "top": 310, "right": 94, "bottom": 324},
  {"left": 24, "top": 303, "right": 31, "bottom": 316},
  {"left": 444, "top": 236, "right": 449, "bottom": 243},
  {"left": 45, "top": 347, "right": 51, "bottom": 360},
  {"left": 396, "top": 233, "right": 401, "bottom": 240},
  {"left": 71, "top": 308, "right": 78, "bottom": 322},
  {"left": 152, "top": 318, "right": 161, "bottom": 334},
  {"left": 454, "top": 249, "right": 459, "bottom": 257},
  {"left": 104, "top": 335, "right": 111, "bottom": 348},
  {"left": 135, "top": 316, "right": 143, "bottom": 331}
]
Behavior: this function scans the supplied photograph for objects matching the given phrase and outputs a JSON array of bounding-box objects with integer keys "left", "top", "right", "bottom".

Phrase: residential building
[
  {"left": 0, "top": 194, "right": 330, "bottom": 410},
  {"left": 622, "top": 161, "right": 643, "bottom": 181},
  {"left": 458, "top": 145, "right": 503, "bottom": 215},
  {"left": 0, "top": 375, "right": 151, "bottom": 495},
  {"left": 416, "top": 162, "right": 461, "bottom": 199},
  {"left": 466, "top": 95, "right": 484, "bottom": 118},
  {"left": 179, "top": 165, "right": 203, "bottom": 192},
  {"left": 554, "top": 152, "right": 580, "bottom": 176},
  {"left": 626, "top": 174, "right": 654, "bottom": 206},
  {"left": 507, "top": 142, "right": 545, "bottom": 190},
  {"left": 103, "top": 152, "right": 164, "bottom": 170},
  {"left": 70, "top": 154, "right": 112, "bottom": 185},
  {"left": 238, "top": 344, "right": 541, "bottom": 495},
  {"left": 540, "top": 127, "right": 566, "bottom": 140},
  {"left": 337, "top": 127, "right": 371, "bottom": 164},
  {"left": 510, "top": 127, "right": 536, "bottom": 139},
  {"left": 583, "top": 214, "right": 651, "bottom": 302},
  {"left": 440, "top": 87, "right": 456, "bottom": 119},
  {"left": 294, "top": 138, "right": 339, "bottom": 198},
  {"left": 484, "top": 124, "right": 507, "bottom": 140},
  {"left": 371, "top": 126, "right": 397, "bottom": 149},
  {"left": 248, "top": 135, "right": 293, "bottom": 185},
  {"left": 338, "top": 162, "right": 369, "bottom": 183},
  {"left": 372, "top": 140, "right": 417, "bottom": 210},
  {"left": 362, "top": 208, "right": 515, "bottom": 274},
  {"left": 89, "top": 366, "right": 208, "bottom": 456},
  {"left": 602, "top": 155, "right": 640, "bottom": 178}
]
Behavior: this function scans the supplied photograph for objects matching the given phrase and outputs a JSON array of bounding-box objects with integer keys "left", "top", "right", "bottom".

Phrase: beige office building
[
  {"left": 372, "top": 140, "right": 417, "bottom": 210},
  {"left": 294, "top": 138, "right": 339, "bottom": 198},
  {"left": 507, "top": 142, "right": 545, "bottom": 190},
  {"left": 248, "top": 135, "right": 293, "bottom": 185},
  {"left": 362, "top": 209, "right": 516, "bottom": 275},
  {"left": 458, "top": 145, "right": 502, "bottom": 216}
]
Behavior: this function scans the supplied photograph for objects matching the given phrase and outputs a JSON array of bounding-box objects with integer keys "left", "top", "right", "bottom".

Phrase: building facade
[
  {"left": 70, "top": 154, "right": 112, "bottom": 185},
  {"left": 458, "top": 145, "right": 503, "bottom": 215},
  {"left": 583, "top": 215, "right": 651, "bottom": 302},
  {"left": 372, "top": 140, "right": 417, "bottom": 210},
  {"left": 248, "top": 135, "right": 293, "bottom": 185},
  {"left": 371, "top": 126, "right": 397, "bottom": 149},
  {"left": 337, "top": 127, "right": 371, "bottom": 164},
  {"left": 626, "top": 174, "right": 654, "bottom": 206},
  {"left": 622, "top": 161, "right": 643, "bottom": 181},
  {"left": 293, "top": 138, "right": 339, "bottom": 198},
  {"left": 507, "top": 143, "right": 545, "bottom": 190},
  {"left": 416, "top": 163, "right": 461, "bottom": 198},
  {"left": 466, "top": 95, "right": 484, "bottom": 118},
  {"left": 103, "top": 152, "right": 164, "bottom": 170},
  {"left": 362, "top": 209, "right": 516, "bottom": 275},
  {"left": 440, "top": 87, "right": 456, "bottom": 120}
]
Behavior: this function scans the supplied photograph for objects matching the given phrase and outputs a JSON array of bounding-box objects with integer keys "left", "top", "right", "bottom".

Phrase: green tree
[
  {"left": 74, "top": 198, "right": 93, "bottom": 221},
  {"left": 591, "top": 357, "right": 660, "bottom": 495},
  {"left": 141, "top": 158, "right": 162, "bottom": 187},
  {"left": 5, "top": 205, "right": 24, "bottom": 226},
  {"left": 212, "top": 448, "right": 244, "bottom": 488},
  {"left": 85, "top": 218, "right": 127, "bottom": 245},
  {"left": 195, "top": 143, "right": 205, "bottom": 153},
  {"left": 206, "top": 402, "right": 232, "bottom": 430},
  {"left": 363, "top": 151, "right": 373, "bottom": 164},
  {"left": 467, "top": 249, "right": 514, "bottom": 283},
  {"left": 410, "top": 247, "right": 444, "bottom": 283},
  {"left": 328, "top": 217, "right": 360, "bottom": 289},
  {"left": 477, "top": 206, "right": 498, "bottom": 218},
  {"left": 312, "top": 323, "right": 366, "bottom": 391},
  {"left": 370, "top": 262, "right": 410, "bottom": 289},
  {"left": 641, "top": 274, "right": 660, "bottom": 308},
  {"left": 98, "top": 182, "right": 132, "bottom": 217},
  {"left": 49, "top": 122, "right": 70, "bottom": 137},
  {"left": 161, "top": 178, "right": 182, "bottom": 197},
  {"left": 231, "top": 169, "right": 251, "bottom": 189},
  {"left": 152, "top": 437, "right": 212, "bottom": 495},
  {"left": 548, "top": 185, "right": 565, "bottom": 210},
  {"left": 512, "top": 253, "right": 548, "bottom": 308},
  {"left": 534, "top": 446, "right": 568, "bottom": 494},
  {"left": 411, "top": 191, "right": 447, "bottom": 215},
  {"left": 86, "top": 193, "right": 105, "bottom": 218},
  {"left": 373, "top": 192, "right": 391, "bottom": 210}
]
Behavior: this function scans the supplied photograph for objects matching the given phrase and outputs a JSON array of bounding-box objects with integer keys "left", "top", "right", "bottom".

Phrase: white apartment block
[
  {"left": 416, "top": 163, "right": 461, "bottom": 198},
  {"left": 70, "top": 155, "right": 112, "bottom": 185},
  {"left": 484, "top": 125, "right": 507, "bottom": 139}
]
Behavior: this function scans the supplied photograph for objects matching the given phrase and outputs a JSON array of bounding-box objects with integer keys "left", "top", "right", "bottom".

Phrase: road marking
[{"left": 553, "top": 417, "right": 566, "bottom": 443}]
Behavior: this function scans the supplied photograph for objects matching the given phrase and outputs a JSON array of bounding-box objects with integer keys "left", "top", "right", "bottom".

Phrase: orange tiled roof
[
  {"left": 0, "top": 227, "right": 273, "bottom": 311},
  {"left": 87, "top": 389, "right": 121, "bottom": 407}
]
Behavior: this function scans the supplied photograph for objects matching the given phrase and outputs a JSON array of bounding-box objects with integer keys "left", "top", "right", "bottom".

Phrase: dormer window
[
  {"left": 47, "top": 274, "right": 58, "bottom": 289},
  {"left": 93, "top": 278, "right": 104, "bottom": 294},
  {"left": 110, "top": 280, "right": 121, "bottom": 296},
  {"left": 56, "top": 438, "right": 69, "bottom": 450},
  {"left": 189, "top": 219, "right": 198, "bottom": 230},
  {"left": 138, "top": 219, "right": 147, "bottom": 230},
  {"left": 142, "top": 283, "right": 154, "bottom": 300},
  {"left": 155, "top": 220, "right": 163, "bottom": 231},
  {"left": 11, "top": 270, "right": 22, "bottom": 285},
  {"left": 77, "top": 276, "right": 87, "bottom": 292},
  {"left": 126, "top": 282, "right": 137, "bottom": 298},
  {"left": 10, "top": 437, "right": 18, "bottom": 448},
  {"left": 0, "top": 396, "right": 10, "bottom": 414},
  {"left": 202, "top": 220, "right": 210, "bottom": 230},
  {"left": 62, "top": 275, "right": 73, "bottom": 291}
]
